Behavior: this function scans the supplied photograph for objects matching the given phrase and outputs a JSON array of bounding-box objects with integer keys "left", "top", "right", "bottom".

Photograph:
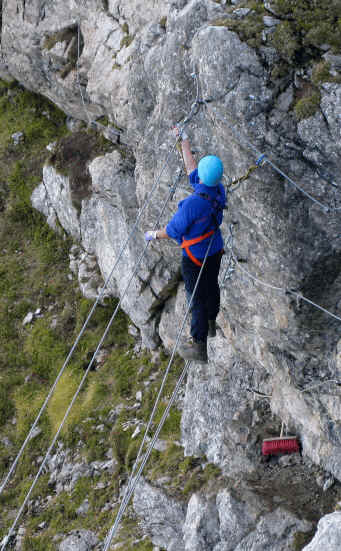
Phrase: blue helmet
[{"left": 198, "top": 155, "right": 224, "bottom": 187}]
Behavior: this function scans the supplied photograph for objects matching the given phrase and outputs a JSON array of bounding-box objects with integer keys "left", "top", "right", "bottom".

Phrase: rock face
[
  {"left": 46, "top": 444, "right": 117, "bottom": 495},
  {"left": 134, "top": 478, "right": 186, "bottom": 551},
  {"left": 303, "top": 512, "right": 341, "bottom": 551},
  {"left": 3, "top": 0, "right": 341, "bottom": 549},
  {"left": 58, "top": 529, "right": 98, "bottom": 551},
  {"left": 135, "top": 478, "right": 313, "bottom": 550}
]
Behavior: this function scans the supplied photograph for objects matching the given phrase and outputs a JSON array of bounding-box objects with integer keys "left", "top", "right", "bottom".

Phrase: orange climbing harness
[{"left": 181, "top": 230, "right": 215, "bottom": 267}]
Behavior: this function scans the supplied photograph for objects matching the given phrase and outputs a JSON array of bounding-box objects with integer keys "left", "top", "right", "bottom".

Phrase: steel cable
[
  {"left": 0, "top": 67, "right": 201, "bottom": 499},
  {"left": 0, "top": 160, "right": 189, "bottom": 550},
  {"left": 0, "top": 135, "right": 181, "bottom": 499},
  {"left": 103, "top": 361, "right": 190, "bottom": 551},
  {"left": 228, "top": 241, "right": 341, "bottom": 324},
  {"left": 204, "top": 101, "right": 340, "bottom": 212},
  {"left": 103, "top": 235, "right": 215, "bottom": 551}
]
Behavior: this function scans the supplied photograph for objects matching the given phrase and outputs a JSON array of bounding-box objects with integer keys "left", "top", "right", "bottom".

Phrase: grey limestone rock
[
  {"left": 263, "top": 15, "right": 280, "bottom": 27},
  {"left": 133, "top": 483, "right": 313, "bottom": 551},
  {"left": 32, "top": 164, "right": 81, "bottom": 239},
  {"left": 58, "top": 530, "right": 98, "bottom": 551},
  {"left": 69, "top": 246, "right": 108, "bottom": 301},
  {"left": 232, "top": 508, "right": 312, "bottom": 551},
  {"left": 76, "top": 499, "right": 90, "bottom": 516},
  {"left": 11, "top": 131, "right": 24, "bottom": 145},
  {"left": 133, "top": 478, "right": 186, "bottom": 551},
  {"left": 214, "top": 489, "right": 258, "bottom": 549},
  {"left": 183, "top": 493, "right": 220, "bottom": 550},
  {"left": 303, "top": 512, "right": 341, "bottom": 551},
  {"left": 14, "top": 526, "right": 26, "bottom": 551}
]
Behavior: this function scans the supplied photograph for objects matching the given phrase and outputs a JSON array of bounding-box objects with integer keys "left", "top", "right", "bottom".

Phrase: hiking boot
[
  {"left": 208, "top": 320, "right": 216, "bottom": 338},
  {"left": 178, "top": 339, "right": 208, "bottom": 363}
]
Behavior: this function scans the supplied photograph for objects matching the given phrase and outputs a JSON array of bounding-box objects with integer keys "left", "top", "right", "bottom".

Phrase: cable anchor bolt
[{"left": 256, "top": 153, "right": 267, "bottom": 167}]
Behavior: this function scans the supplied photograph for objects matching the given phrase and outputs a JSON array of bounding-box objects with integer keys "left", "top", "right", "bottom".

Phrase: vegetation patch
[
  {"left": 211, "top": 1, "right": 341, "bottom": 91},
  {"left": 272, "top": 0, "right": 341, "bottom": 53},
  {"left": 160, "top": 16, "right": 167, "bottom": 30},
  {"left": 311, "top": 60, "right": 341, "bottom": 85},
  {"left": 0, "top": 79, "right": 130, "bottom": 543},
  {"left": 0, "top": 79, "right": 222, "bottom": 549},
  {"left": 48, "top": 131, "right": 114, "bottom": 211},
  {"left": 294, "top": 91, "right": 321, "bottom": 121},
  {"left": 212, "top": 6, "right": 266, "bottom": 50},
  {"left": 292, "top": 529, "right": 315, "bottom": 550},
  {"left": 43, "top": 25, "right": 83, "bottom": 80},
  {"left": 120, "top": 35, "right": 134, "bottom": 49}
]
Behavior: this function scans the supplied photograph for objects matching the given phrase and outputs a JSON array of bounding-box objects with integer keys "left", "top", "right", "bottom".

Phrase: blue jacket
[{"left": 166, "top": 168, "right": 226, "bottom": 259}]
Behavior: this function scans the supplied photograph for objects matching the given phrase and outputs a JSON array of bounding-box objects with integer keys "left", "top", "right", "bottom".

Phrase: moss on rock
[
  {"left": 294, "top": 91, "right": 321, "bottom": 120},
  {"left": 43, "top": 25, "right": 82, "bottom": 80},
  {"left": 48, "top": 131, "right": 114, "bottom": 211}
]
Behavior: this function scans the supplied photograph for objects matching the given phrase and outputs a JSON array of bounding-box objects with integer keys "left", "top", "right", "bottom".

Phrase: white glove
[{"left": 145, "top": 230, "right": 157, "bottom": 241}]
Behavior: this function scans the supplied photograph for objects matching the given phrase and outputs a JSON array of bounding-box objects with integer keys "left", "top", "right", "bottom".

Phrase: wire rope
[
  {"left": 0, "top": 135, "right": 182, "bottom": 499},
  {"left": 229, "top": 245, "right": 341, "bottom": 324},
  {"left": 104, "top": 361, "right": 190, "bottom": 551},
  {"left": 204, "top": 100, "right": 340, "bottom": 212},
  {"left": 0, "top": 68, "right": 201, "bottom": 499},
  {"left": 103, "top": 235, "right": 215, "bottom": 551},
  {"left": 0, "top": 161, "right": 189, "bottom": 551}
]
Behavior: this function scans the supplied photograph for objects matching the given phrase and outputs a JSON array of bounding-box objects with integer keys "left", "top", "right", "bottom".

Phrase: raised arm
[
  {"left": 180, "top": 137, "right": 197, "bottom": 175},
  {"left": 144, "top": 127, "right": 196, "bottom": 243},
  {"left": 174, "top": 127, "right": 197, "bottom": 175}
]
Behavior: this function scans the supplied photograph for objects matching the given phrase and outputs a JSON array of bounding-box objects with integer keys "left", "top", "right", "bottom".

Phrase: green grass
[
  {"left": 0, "top": 80, "right": 134, "bottom": 542},
  {"left": 0, "top": 78, "right": 223, "bottom": 548},
  {"left": 292, "top": 529, "right": 315, "bottom": 550}
]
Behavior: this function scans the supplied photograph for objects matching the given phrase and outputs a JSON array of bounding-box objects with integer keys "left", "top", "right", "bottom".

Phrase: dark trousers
[{"left": 181, "top": 250, "right": 223, "bottom": 342}]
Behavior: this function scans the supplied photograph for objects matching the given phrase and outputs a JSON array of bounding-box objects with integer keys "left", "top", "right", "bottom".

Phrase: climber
[{"left": 145, "top": 127, "right": 226, "bottom": 363}]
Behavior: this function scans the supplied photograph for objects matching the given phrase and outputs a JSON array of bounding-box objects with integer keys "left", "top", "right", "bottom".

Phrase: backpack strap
[{"left": 195, "top": 191, "right": 223, "bottom": 230}]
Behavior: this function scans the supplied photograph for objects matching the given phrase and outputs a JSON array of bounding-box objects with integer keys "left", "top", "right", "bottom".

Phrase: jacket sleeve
[
  {"left": 166, "top": 198, "right": 199, "bottom": 243},
  {"left": 188, "top": 168, "right": 199, "bottom": 190},
  {"left": 219, "top": 182, "right": 227, "bottom": 207}
]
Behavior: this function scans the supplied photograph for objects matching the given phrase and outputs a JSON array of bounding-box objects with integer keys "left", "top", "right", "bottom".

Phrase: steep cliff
[{"left": 1, "top": 0, "right": 341, "bottom": 550}]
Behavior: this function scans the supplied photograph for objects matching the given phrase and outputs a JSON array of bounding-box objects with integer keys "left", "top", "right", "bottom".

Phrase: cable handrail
[
  {"left": 228, "top": 237, "right": 341, "bottom": 325},
  {"left": 0, "top": 157, "right": 191, "bottom": 550},
  {"left": 103, "top": 235, "right": 215, "bottom": 550},
  {"left": 0, "top": 137, "right": 179, "bottom": 499},
  {"left": 204, "top": 101, "right": 341, "bottom": 213},
  {"left": 0, "top": 66, "right": 202, "bottom": 500}
]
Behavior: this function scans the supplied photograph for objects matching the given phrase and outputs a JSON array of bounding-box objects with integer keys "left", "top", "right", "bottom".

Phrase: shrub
[
  {"left": 273, "top": 0, "right": 341, "bottom": 53},
  {"left": 311, "top": 61, "right": 337, "bottom": 85},
  {"left": 270, "top": 21, "right": 299, "bottom": 63},
  {"left": 294, "top": 92, "right": 321, "bottom": 120}
]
